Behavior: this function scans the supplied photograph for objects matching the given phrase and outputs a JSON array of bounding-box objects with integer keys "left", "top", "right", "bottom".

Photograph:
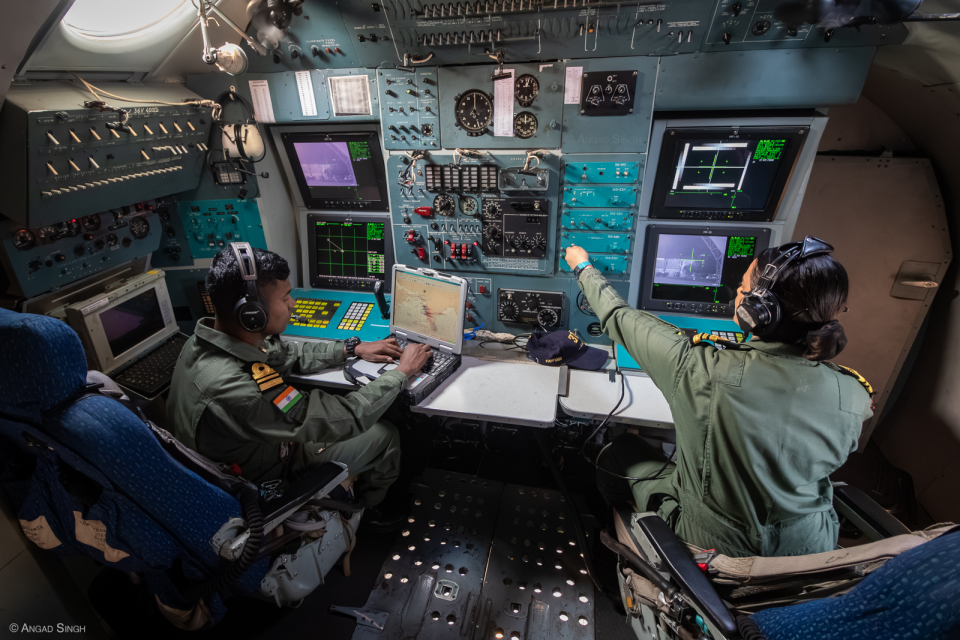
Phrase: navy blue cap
[{"left": 526, "top": 330, "right": 608, "bottom": 370}]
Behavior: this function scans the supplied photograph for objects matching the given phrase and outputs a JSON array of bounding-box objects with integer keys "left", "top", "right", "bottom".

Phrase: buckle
[{"left": 693, "top": 548, "right": 717, "bottom": 574}]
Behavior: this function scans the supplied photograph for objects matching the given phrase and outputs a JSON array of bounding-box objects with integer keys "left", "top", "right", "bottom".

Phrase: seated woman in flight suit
[{"left": 564, "top": 237, "right": 874, "bottom": 558}]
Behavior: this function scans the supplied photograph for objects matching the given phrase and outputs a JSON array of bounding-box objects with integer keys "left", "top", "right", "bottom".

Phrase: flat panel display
[
  {"left": 649, "top": 127, "right": 807, "bottom": 222},
  {"left": 281, "top": 130, "right": 389, "bottom": 211},
  {"left": 640, "top": 225, "right": 772, "bottom": 317},
  {"left": 392, "top": 269, "right": 464, "bottom": 346},
  {"left": 306, "top": 213, "right": 395, "bottom": 291},
  {"left": 99, "top": 288, "right": 166, "bottom": 357}
]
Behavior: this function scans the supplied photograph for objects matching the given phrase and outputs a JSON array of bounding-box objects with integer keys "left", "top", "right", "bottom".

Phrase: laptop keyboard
[
  {"left": 114, "top": 333, "right": 189, "bottom": 396},
  {"left": 395, "top": 336, "right": 456, "bottom": 375}
]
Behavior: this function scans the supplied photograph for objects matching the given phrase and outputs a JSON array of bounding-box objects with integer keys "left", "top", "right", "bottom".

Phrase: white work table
[
  {"left": 560, "top": 370, "right": 675, "bottom": 429},
  {"left": 411, "top": 356, "right": 562, "bottom": 428}
]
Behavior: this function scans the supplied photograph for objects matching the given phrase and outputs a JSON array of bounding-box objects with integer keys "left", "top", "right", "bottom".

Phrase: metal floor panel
[
  {"left": 479, "top": 484, "right": 596, "bottom": 640},
  {"left": 348, "top": 471, "right": 596, "bottom": 640},
  {"left": 348, "top": 469, "right": 505, "bottom": 639}
]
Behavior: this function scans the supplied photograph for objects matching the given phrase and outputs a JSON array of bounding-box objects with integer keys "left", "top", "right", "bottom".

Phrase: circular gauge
[
  {"left": 62, "top": 220, "right": 81, "bottom": 237},
  {"left": 93, "top": 238, "right": 105, "bottom": 252},
  {"left": 13, "top": 229, "right": 36, "bottom": 251},
  {"left": 37, "top": 226, "right": 58, "bottom": 244},
  {"left": 514, "top": 74, "right": 539, "bottom": 107},
  {"left": 483, "top": 224, "right": 502, "bottom": 240},
  {"left": 454, "top": 90, "right": 494, "bottom": 137},
  {"left": 121, "top": 237, "right": 132, "bottom": 248},
  {"left": 128, "top": 216, "right": 150, "bottom": 240},
  {"left": 81, "top": 214, "right": 102, "bottom": 232},
  {"left": 483, "top": 200, "right": 502, "bottom": 217},
  {"left": 460, "top": 195, "right": 479, "bottom": 215},
  {"left": 106, "top": 233, "right": 118, "bottom": 247},
  {"left": 578, "top": 291, "right": 596, "bottom": 316},
  {"left": 534, "top": 234, "right": 546, "bottom": 250},
  {"left": 73, "top": 243, "right": 86, "bottom": 258},
  {"left": 433, "top": 194, "right": 456, "bottom": 217},
  {"left": 499, "top": 300, "right": 519, "bottom": 322},
  {"left": 513, "top": 111, "right": 538, "bottom": 139},
  {"left": 537, "top": 308, "right": 559, "bottom": 328}
]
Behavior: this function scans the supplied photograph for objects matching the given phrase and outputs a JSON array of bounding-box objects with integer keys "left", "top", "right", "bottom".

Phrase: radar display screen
[
  {"left": 640, "top": 226, "right": 772, "bottom": 317},
  {"left": 306, "top": 213, "right": 395, "bottom": 291},
  {"left": 649, "top": 127, "right": 807, "bottom": 222},
  {"left": 281, "top": 129, "right": 389, "bottom": 211},
  {"left": 99, "top": 288, "right": 166, "bottom": 357}
]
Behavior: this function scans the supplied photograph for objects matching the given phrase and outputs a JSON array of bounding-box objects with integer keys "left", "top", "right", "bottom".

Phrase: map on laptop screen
[{"left": 393, "top": 270, "right": 462, "bottom": 345}]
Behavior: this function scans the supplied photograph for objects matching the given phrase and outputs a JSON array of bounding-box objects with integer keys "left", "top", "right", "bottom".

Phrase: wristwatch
[
  {"left": 572, "top": 260, "right": 593, "bottom": 279},
  {"left": 344, "top": 337, "right": 362, "bottom": 358}
]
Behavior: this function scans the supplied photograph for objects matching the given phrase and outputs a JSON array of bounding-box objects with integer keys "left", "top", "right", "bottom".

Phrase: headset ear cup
[{"left": 234, "top": 296, "right": 269, "bottom": 333}]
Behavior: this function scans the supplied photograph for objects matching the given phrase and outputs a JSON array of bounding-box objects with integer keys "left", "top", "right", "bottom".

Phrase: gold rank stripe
[{"left": 259, "top": 376, "right": 285, "bottom": 391}]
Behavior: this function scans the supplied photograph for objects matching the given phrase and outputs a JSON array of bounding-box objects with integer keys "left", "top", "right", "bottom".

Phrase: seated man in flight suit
[
  {"left": 169, "top": 244, "right": 432, "bottom": 529},
  {"left": 564, "top": 239, "right": 873, "bottom": 558}
]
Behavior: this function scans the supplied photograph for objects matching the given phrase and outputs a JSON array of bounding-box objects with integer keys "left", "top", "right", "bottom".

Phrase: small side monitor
[
  {"left": 306, "top": 213, "right": 395, "bottom": 291},
  {"left": 639, "top": 225, "right": 772, "bottom": 317},
  {"left": 280, "top": 128, "right": 390, "bottom": 211}
]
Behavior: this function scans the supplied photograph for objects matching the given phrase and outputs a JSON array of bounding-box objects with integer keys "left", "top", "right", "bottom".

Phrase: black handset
[{"left": 374, "top": 280, "right": 390, "bottom": 319}]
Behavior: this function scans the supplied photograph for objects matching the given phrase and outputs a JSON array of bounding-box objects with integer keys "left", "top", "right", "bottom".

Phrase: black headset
[
  {"left": 231, "top": 242, "right": 269, "bottom": 333},
  {"left": 735, "top": 236, "right": 834, "bottom": 337}
]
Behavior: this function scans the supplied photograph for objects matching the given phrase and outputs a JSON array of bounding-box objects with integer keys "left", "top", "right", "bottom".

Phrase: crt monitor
[
  {"left": 306, "top": 213, "right": 395, "bottom": 291},
  {"left": 65, "top": 270, "right": 178, "bottom": 373},
  {"left": 649, "top": 127, "right": 808, "bottom": 222},
  {"left": 280, "top": 129, "right": 390, "bottom": 211},
  {"left": 639, "top": 225, "right": 772, "bottom": 317}
]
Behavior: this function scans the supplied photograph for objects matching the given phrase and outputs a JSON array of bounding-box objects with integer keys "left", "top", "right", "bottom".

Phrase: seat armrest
[
  {"left": 261, "top": 462, "right": 349, "bottom": 533},
  {"left": 633, "top": 513, "right": 739, "bottom": 638},
  {"left": 833, "top": 482, "right": 910, "bottom": 540}
]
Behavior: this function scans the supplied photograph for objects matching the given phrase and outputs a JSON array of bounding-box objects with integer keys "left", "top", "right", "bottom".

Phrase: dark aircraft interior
[{"left": 1, "top": 0, "right": 959, "bottom": 638}]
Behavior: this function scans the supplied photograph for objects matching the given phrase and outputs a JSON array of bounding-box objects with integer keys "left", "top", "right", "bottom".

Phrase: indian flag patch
[{"left": 273, "top": 386, "right": 303, "bottom": 414}]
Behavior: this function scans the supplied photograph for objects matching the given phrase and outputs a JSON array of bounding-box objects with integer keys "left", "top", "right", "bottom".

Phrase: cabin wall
[{"left": 857, "top": 65, "right": 960, "bottom": 524}]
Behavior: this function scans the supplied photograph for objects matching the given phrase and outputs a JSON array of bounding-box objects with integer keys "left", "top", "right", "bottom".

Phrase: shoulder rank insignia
[
  {"left": 834, "top": 364, "right": 875, "bottom": 397},
  {"left": 250, "top": 362, "right": 285, "bottom": 392},
  {"left": 691, "top": 333, "right": 747, "bottom": 350}
]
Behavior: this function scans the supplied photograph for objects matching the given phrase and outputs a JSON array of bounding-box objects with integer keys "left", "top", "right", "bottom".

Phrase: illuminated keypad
[
  {"left": 337, "top": 302, "right": 374, "bottom": 332},
  {"left": 711, "top": 330, "right": 745, "bottom": 343},
  {"left": 290, "top": 299, "right": 342, "bottom": 328}
]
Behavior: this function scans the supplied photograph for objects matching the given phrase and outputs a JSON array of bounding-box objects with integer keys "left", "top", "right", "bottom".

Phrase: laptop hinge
[
  {"left": 438, "top": 344, "right": 454, "bottom": 355},
  {"left": 395, "top": 330, "right": 412, "bottom": 341}
]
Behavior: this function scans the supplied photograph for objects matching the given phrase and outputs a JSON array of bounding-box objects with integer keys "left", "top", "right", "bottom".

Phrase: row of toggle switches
[
  {"left": 44, "top": 144, "right": 207, "bottom": 176},
  {"left": 45, "top": 121, "right": 200, "bottom": 145},
  {"left": 41, "top": 166, "right": 185, "bottom": 197}
]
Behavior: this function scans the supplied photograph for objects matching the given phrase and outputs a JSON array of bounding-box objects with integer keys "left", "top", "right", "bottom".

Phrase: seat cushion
[
  {"left": 753, "top": 529, "right": 960, "bottom": 639},
  {"left": 0, "top": 308, "right": 86, "bottom": 420}
]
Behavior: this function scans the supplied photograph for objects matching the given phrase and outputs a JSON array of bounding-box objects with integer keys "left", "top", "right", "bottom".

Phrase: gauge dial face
[
  {"left": 513, "top": 112, "right": 538, "bottom": 139},
  {"left": 514, "top": 74, "right": 539, "bottom": 106},
  {"left": 537, "top": 308, "right": 559, "bottom": 328},
  {"left": 454, "top": 90, "right": 494, "bottom": 136},
  {"left": 37, "top": 226, "right": 58, "bottom": 243},
  {"left": 128, "top": 216, "right": 150, "bottom": 240},
  {"left": 460, "top": 196, "right": 478, "bottom": 215},
  {"left": 433, "top": 194, "right": 456, "bottom": 217},
  {"left": 62, "top": 220, "right": 81, "bottom": 237},
  {"left": 13, "top": 229, "right": 36, "bottom": 251},
  {"left": 482, "top": 201, "right": 502, "bottom": 217},
  {"left": 81, "top": 214, "right": 102, "bottom": 232},
  {"left": 106, "top": 234, "right": 118, "bottom": 247},
  {"left": 499, "top": 301, "right": 519, "bottom": 321}
]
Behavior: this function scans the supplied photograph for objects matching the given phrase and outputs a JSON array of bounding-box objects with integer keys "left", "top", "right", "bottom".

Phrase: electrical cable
[
  {"left": 71, "top": 73, "right": 220, "bottom": 115},
  {"left": 579, "top": 373, "right": 673, "bottom": 483}
]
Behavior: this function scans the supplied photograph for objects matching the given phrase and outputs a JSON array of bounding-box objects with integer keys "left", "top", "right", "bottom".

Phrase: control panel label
[{"left": 485, "top": 257, "right": 539, "bottom": 271}]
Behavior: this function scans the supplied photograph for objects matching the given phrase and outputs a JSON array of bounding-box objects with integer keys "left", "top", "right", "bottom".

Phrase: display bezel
[
  {"left": 281, "top": 130, "right": 390, "bottom": 211},
  {"left": 639, "top": 225, "right": 772, "bottom": 317},
  {"left": 306, "top": 213, "right": 395, "bottom": 292},
  {"left": 648, "top": 126, "right": 807, "bottom": 222}
]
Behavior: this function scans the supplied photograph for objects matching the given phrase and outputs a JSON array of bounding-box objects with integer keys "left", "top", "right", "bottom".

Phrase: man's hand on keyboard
[
  {"left": 355, "top": 337, "right": 405, "bottom": 363},
  {"left": 396, "top": 343, "right": 433, "bottom": 377}
]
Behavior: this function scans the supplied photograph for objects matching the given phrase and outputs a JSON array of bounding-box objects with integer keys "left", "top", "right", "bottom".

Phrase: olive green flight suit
[
  {"left": 169, "top": 319, "right": 407, "bottom": 507},
  {"left": 577, "top": 268, "right": 873, "bottom": 557}
]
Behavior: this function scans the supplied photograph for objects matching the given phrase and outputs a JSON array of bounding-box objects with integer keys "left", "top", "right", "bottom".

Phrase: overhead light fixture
[
  {"left": 197, "top": 0, "right": 267, "bottom": 75},
  {"left": 246, "top": 0, "right": 304, "bottom": 52}
]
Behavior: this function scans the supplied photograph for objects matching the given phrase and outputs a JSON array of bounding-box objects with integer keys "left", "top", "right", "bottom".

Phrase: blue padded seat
[
  {"left": 754, "top": 528, "right": 960, "bottom": 640},
  {"left": 0, "top": 308, "right": 269, "bottom": 628}
]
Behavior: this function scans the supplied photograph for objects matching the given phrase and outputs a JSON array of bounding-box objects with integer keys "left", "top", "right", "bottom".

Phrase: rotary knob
[
  {"left": 537, "top": 308, "right": 559, "bottom": 328},
  {"left": 499, "top": 301, "right": 519, "bottom": 322}
]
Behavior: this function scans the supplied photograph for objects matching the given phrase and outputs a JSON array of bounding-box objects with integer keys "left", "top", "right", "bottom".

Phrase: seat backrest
[{"left": 0, "top": 309, "right": 268, "bottom": 623}]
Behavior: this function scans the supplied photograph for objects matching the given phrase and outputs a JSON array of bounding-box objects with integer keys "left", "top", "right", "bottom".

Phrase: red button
[
  {"left": 479, "top": 285, "right": 486, "bottom": 294},
  {"left": 416, "top": 247, "right": 426, "bottom": 261},
  {"left": 414, "top": 206, "right": 432, "bottom": 217},
  {"left": 466, "top": 301, "right": 473, "bottom": 309}
]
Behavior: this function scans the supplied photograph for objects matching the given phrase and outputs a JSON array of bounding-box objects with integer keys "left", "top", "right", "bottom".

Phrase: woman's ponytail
[{"left": 802, "top": 319, "right": 848, "bottom": 361}]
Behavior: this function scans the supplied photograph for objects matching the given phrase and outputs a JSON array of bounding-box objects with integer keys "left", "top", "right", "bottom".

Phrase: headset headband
[
  {"left": 751, "top": 236, "right": 834, "bottom": 298},
  {"left": 230, "top": 242, "right": 260, "bottom": 299}
]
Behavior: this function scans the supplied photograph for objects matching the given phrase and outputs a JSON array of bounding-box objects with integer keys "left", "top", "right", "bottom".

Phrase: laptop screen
[
  {"left": 392, "top": 269, "right": 464, "bottom": 346},
  {"left": 99, "top": 288, "right": 167, "bottom": 358}
]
